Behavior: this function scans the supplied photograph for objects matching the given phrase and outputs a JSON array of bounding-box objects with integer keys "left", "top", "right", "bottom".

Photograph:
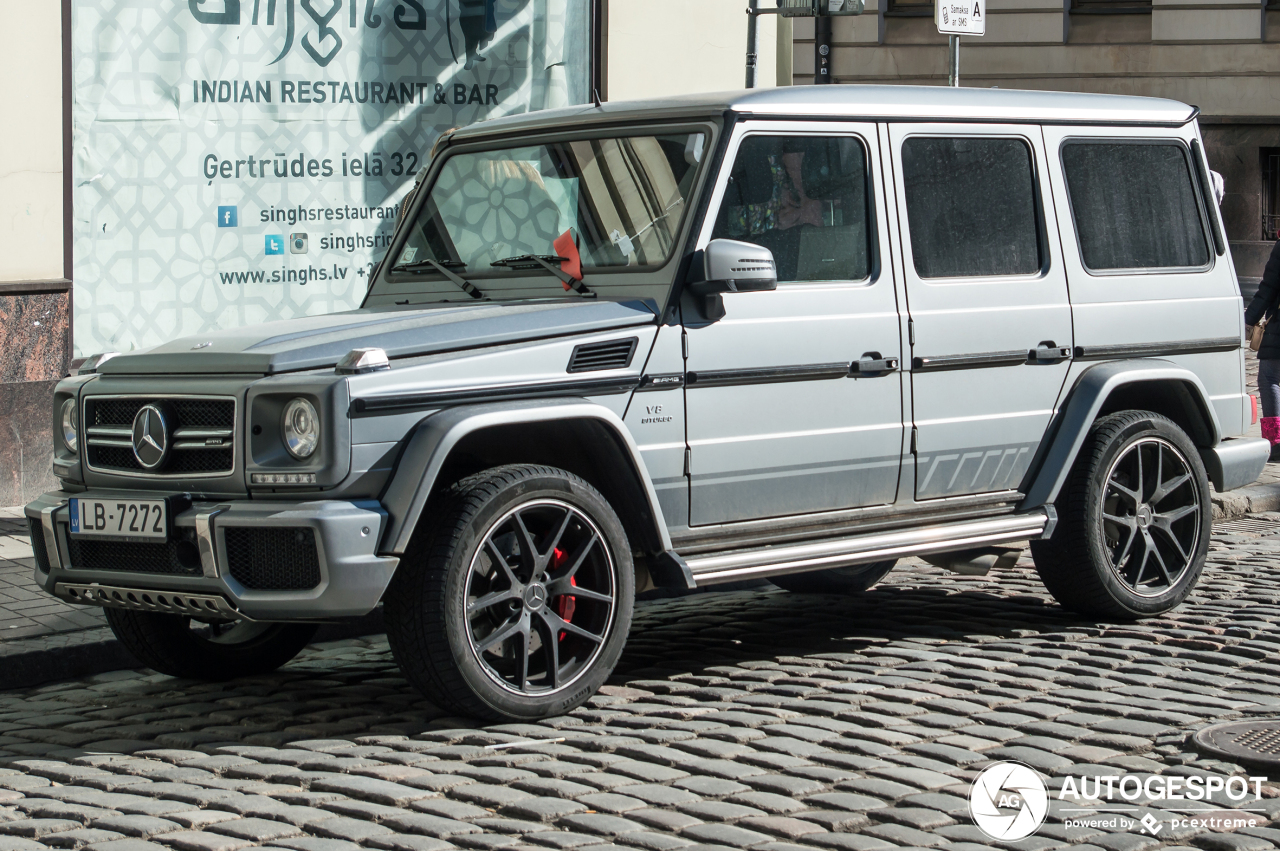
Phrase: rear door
[
  {"left": 682, "top": 121, "right": 905, "bottom": 526},
  {"left": 1039, "top": 125, "right": 1244, "bottom": 438},
  {"left": 886, "top": 123, "right": 1074, "bottom": 500}
]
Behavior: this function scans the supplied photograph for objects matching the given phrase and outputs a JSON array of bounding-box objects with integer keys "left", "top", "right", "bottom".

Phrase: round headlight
[
  {"left": 60, "top": 399, "right": 78, "bottom": 452},
  {"left": 282, "top": 398, "right": 320, "bottom": 459}
]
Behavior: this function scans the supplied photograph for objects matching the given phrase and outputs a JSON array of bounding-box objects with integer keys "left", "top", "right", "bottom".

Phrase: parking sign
[{"left": 937, "top": 0, "right": 985, "bottom": 35}]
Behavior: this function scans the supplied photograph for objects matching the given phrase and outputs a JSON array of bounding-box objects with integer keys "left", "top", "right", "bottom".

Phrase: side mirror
[{"left": 691, "top": 239, "right": 777, "bottom": 320}]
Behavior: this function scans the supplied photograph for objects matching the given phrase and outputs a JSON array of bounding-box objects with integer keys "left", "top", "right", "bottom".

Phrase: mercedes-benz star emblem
[{"left": 131, "top": 404, "right": 171, "bottom": 470}]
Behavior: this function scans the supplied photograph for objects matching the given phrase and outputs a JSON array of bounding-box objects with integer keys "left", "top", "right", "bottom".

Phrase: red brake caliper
[{"left": 551, "top": 547, "right": 576, "bottom": 640}]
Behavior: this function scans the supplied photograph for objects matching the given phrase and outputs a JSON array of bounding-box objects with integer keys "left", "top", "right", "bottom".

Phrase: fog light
[{"left": 252, "top": 473, "right": 317, "bottom": 485}]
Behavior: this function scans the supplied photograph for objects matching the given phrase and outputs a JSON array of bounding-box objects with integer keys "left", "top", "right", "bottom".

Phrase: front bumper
[{"left": 24, "top": 491, "right": 398, "bottom": 621}]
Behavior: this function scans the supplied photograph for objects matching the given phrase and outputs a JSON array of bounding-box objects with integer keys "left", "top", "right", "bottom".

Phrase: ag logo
[{"left": 969, "top": 761, "right": 1049, "bottom": 841}]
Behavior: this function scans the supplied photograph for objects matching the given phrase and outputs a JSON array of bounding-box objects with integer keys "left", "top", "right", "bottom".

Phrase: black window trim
[
  {"left": 709, "top": 128, "right": 883, "bottom": 288},
  {"left": 1057, "top": 136, "right": 1216, "bottom": 278},
  {"left": 898, "top": 132, "right": 1053, "bottom": 283}
]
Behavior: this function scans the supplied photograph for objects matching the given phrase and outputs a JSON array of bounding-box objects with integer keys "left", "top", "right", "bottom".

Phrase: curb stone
[{"left": 1211, "top": 481, "right": 1280, "bottom": 522}]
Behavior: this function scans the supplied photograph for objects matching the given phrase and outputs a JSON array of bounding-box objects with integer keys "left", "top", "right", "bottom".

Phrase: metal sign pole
[
  {"left": 746, "top": 0, "right": 759, "bottom": 88},
  {"left": 948, "top": 34, "right": 959, "bottom": 86}
]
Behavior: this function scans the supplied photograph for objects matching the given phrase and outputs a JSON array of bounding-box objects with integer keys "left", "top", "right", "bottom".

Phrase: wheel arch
[
  {"left": 1021, "top": 360, "right": 1222, "bottom": 511},
  {"left": 379, "top": 399, "right": 690, "bottom": 586}
]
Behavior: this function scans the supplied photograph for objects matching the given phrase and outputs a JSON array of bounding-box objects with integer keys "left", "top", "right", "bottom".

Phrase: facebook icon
[
  {"left": 265, "top": 235, "right": 284, "bottom": 255},
  {"left": 216, "top": 206, "right": 237, "bottom": 227}
]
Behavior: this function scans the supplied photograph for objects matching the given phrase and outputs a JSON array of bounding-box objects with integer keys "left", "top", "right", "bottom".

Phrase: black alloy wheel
[
  {"left": 385, "top": 464, "right": 634, "bottom": 721},
  {"left": 1098, "top": 436, "right": 1202, "bottom": 596},
  {"left": 1031, "top": 410, "right": 1211, "bottom": 618},
  {"left": 465, "top": 499, "right": 618, "bottom": 696}
]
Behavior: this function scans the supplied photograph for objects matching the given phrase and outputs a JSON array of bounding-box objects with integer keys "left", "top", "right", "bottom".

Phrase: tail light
[{"left": 1251, "top": 394, "right": 1259, "bottom": 425}]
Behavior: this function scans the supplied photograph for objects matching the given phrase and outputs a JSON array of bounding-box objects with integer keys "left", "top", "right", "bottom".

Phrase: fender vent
[{"left": 567, "top": 338, "right": 639, "bottom": 373}]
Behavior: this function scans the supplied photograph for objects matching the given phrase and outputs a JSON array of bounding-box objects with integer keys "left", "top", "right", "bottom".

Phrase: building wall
[
  {"left": 792, "top": 4, "right": 1280, "bottom": 281},
  {"left": 604, "top": 0, "right": 788, "bottom": 101},
  {"left": 0, "top": 1, "right": 67, "bottom": 506}
]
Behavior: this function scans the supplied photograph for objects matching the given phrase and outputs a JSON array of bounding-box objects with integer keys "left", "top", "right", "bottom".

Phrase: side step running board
[{"left": 686, "top": 509, "right": 1054, "bottom": 586}]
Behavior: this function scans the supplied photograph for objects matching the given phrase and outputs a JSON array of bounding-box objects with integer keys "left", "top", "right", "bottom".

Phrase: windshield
[{"left": 371, "top": 131, "right": 708, "bottom": 304}]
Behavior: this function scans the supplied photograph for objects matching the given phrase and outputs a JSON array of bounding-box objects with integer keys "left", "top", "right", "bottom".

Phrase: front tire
[
  {"left": 104, "top": 609, "right": 316, "bottom": 680},
  {"left": 1030, "top": 410, "right": 1210, "bottom": 619},
  {"left": 385, "top": 464, "right": 635, "bottom": 721},
  {"left": 769, "top": 560, "right": 897, "bottom": 594}
]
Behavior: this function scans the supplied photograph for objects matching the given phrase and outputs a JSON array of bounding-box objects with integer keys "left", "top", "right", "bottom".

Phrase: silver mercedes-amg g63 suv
[{"left": 27, "top": 86, "right": 1268, "bottom": 721}]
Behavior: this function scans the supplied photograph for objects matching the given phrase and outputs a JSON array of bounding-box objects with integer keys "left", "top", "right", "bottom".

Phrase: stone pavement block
[
  {"left": 83, "top": 840, "right": 170, "bottom": 851},
  {"left": 305, "top": 817, "right": 396, "bottom": 843},
  {"left": 679, "top": 823, "right": 774, "bottom": 847},
  {"left": 736, "top": 817, "right": 827, "bottom": 840},
  {"left": 498, "top": 798, "right": 588, "bottom": 823},
  {"left": 381, "top": 813, "right": 482, "bottom": 839},
  {"left": 302, "top": 776, "right": 435, "bottom": 807},
  {"left": 410, "top": 799, "right": 490, "bottom": 821},
  {"left": 160, "top": 813, "right": 235, "bottom": 831},
  {"left": 43, "top": 830, "right": 127, "bottom": 849},
  {"left": 0, "top": 818, "right": 82, "bottom": 837},
  {"left": 0, "top": 840, "right": 46, "bottom": 851},
  {"left": 624, "top": 810, "right": 702, "bottom": 833},
  {"left": 363, "top": 836, "right": 457, "bottom": 851},
  {"left": 88, "top": 816, "right": 182, "bottom": 838},
  {"left": 206, "top": 817, "right": 304, "bottom": 842},
  {"left": 272, "top": 839, "right": 365, "bottom": 851},
  {"left": 158, "top": 831, "right": 256, "bottom": 851},
  {"left": 612, "top": 832, "right": 694, "bottom": 851},
  {"left": 556, "top": 814, "right": 647, "bottom": 838}
]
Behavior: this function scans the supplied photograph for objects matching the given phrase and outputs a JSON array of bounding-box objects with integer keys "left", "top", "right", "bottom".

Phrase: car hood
[{"left": 95, "top": 299, "right": 660, "bottom": 376}]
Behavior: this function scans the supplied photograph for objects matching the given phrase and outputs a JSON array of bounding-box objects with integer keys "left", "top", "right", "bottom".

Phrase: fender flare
[
  {"left": 1020, "top": 360, "right": 1223, "bottom": 511},
  {"left": 378, "top": 398, "right": 675, "bottom": 559}
]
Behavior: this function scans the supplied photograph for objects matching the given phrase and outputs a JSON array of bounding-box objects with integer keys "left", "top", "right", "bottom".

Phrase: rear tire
[
  {"left": 104, "top": 609, "right": 316, "bottom": 680},
  {"left": 385, "top": 464, "right": 634, "bottom": 722},
  {"left": 1030, "top": 410, "right": 1210, "bottom": 619},
  {"left": 769, "top": 560, "right": 897, "bottom": 594}
]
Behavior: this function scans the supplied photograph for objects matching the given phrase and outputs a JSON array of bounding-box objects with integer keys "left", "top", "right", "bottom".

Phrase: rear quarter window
[{"left": 1060, "top": 141, "right": 1210, "bottom": 272}]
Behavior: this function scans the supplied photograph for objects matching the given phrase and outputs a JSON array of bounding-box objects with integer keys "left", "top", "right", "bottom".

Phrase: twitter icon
[{"left": 265, "top": 235, "right": 284, "bottom": 255}]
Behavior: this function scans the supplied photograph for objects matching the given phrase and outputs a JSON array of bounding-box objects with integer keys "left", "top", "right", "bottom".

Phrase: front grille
[
  {"left": 90, "top": 445, "right": 234, "bottom": 475},
  {"left": 225, "top": 527, "right": 322, "bottom": 591},
  {"left": 66, "top": 528, "right": 203, "bottom": 577},
  {"left": 28, "top": 518, "right": 50, "bottom": 573},
  {"left": 84, "top": 396, "right": 236, "bottom": 477}
]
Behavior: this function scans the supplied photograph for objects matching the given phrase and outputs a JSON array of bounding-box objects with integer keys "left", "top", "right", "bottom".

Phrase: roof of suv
[{"left": 451, "top": 85, "right": 1196, "bottom": 141}]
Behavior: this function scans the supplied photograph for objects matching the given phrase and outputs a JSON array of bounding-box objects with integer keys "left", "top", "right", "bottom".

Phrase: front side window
[
  {"left": 1061, "top": 142, "right": 1210, "bottom": 271},
  {"left": 901, "top": 137, "right": 1042, "bottom": 279},
  {"left": 711, "top": 135, "right": 872, "bottom": 283},
  {"left": 386, "top": 132, "right": 705, "bottom": 300}
]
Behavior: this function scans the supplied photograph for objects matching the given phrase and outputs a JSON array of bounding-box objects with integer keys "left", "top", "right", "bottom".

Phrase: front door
[
  {"left": 683, "top": 122, "right": 905, "bottom": 527},
  {"left": 885, "top": 124, "right": 1073, "bottom": 500}
]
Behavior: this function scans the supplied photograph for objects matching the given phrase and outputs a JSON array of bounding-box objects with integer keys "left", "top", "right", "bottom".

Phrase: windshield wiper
[
  {"left": 392, "top": 258, "right": 485, "bottom": 300},
  {"left": 491, "top": 254, "right": 592, "bottom": 296}
]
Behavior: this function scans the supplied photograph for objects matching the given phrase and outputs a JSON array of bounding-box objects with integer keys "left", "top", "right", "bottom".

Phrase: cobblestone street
[{"left": 4, "top": 520, "right": 1280, "bottom": 851}]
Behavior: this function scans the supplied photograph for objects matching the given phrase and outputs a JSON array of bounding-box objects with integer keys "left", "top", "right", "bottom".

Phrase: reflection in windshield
[{"left": 396, "top": 133, "right": 705, "bottom": 280}]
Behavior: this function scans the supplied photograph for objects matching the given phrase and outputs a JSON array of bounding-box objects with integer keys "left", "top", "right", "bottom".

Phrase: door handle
[
  {"left": 850, "top": 355, "right": 900, "bottom": 376},
  {"left": 1030, "top": 343, "right": 1072, "bottom": 363}
]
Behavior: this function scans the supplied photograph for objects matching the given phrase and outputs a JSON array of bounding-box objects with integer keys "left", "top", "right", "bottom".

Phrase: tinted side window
[
  {"left": 901, "top": 137, "right": 1042, "bottom": 278},
  {"left": 711, "top": 135, "right": 871, "bottom": 283},
  {"left": 1061, "top": 142, "right": 1209, "bottom": 271}
]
